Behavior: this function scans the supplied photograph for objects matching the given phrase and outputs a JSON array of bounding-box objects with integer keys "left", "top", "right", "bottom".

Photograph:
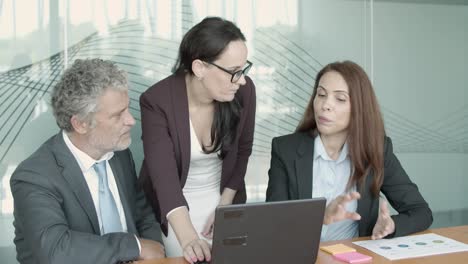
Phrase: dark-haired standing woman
[
  {"left": 139, "top": 17, "right": 255, "bottom": 263},
  {"left": 266, "top": 61, "right": 432, "bottom": 241}
]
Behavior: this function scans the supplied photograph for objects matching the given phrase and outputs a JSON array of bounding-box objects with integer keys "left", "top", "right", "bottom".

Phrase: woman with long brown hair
[{"left": 266, "top": 60, "right": 432, "bottom": 240}]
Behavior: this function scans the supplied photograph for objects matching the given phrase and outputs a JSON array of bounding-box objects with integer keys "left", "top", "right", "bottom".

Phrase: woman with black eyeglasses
[{"left": 138, "top": 17, "right": 256, "bottom": 263}]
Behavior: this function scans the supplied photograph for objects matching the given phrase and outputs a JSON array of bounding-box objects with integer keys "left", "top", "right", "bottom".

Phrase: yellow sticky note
[{"left": 320, "top": 243, "right": 356, "bottom": 255}]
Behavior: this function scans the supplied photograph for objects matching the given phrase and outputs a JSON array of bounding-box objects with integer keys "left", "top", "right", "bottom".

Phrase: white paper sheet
[{"left": 352, "top": 233, "right": 468, "bottom": 260}]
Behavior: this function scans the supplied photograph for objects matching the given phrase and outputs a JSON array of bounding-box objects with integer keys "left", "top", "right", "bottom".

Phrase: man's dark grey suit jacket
[{"left": 10, "top": 133, "right": 162, "bottom": 264}]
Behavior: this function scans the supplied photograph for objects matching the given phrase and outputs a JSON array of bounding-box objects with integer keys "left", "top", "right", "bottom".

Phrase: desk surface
[{"left": 136, "top": 225, "right": 468, "bottom": 264}]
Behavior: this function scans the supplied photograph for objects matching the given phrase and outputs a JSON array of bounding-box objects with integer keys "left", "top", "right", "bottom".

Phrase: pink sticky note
[{"left": 333, "top": 252, "right": 372, "bottom": 263}]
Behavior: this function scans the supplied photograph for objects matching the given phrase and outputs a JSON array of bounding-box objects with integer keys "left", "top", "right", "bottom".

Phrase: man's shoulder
[
  {"left": 11, "top": 134, "right": 64, "bottom": 184},
  {"left": 18, "top": 134, "right": 59, "bottom": 166}
]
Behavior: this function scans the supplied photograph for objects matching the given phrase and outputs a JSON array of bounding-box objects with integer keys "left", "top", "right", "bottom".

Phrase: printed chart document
[{"left": 353, "top": 233, "right": 468, "bottom": 260}]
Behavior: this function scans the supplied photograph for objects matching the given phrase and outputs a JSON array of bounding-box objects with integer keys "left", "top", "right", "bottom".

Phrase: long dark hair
[
  {"left": 173, "top": 17, "right": 246, "bottom": 158},
  {"left": 296, "top": 61, "right": 385, "bottom": 197}
]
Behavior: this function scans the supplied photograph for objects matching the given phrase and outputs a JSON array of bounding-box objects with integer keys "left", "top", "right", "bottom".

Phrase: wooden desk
[
  {"left": 317, "top": 225, "right": 468, "bottom": 264},
  {"left": 137, "top": 225, "right": 468, "bottom": 264}
]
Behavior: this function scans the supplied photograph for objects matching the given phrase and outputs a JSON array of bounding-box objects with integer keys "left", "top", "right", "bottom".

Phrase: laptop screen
[{"left": 211, "top": 198, "right": 326, "bottom": 264}]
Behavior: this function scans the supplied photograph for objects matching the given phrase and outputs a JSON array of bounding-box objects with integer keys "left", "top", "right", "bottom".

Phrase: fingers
[
  {"left": 201, "top": 224, "right": 211, "bottom": 236},
  {"left": 372, "top": 199, "right": 395, "bottom": 240},
  {"left": 347, "top": 191, "right": 361, "bottom": 202},
  {"left": 192, "top": 239, "right": 211, "bottom": 262},
  {"left": 372, "top": 224, "right": 383, "bottom": 240},
  {"left": 202, "top": 229, "right": 213, "bottom": 239},
  {"left": 192, "top": 242, "right": 205, "bottom": 261},
  {"left": 201, "top": 222, "right": 214, "bottom": 238},
  {"left": 183, "top": 238, "right": 212, "bottom": 263},
  {"left": 183, "top": 245, "right": 197, "bottom": 263},
  {"left": 201, "top": 212, "right": 215, "bottom": 238},
  {"left": 200, "top": 240, "right": 212, "bottom": 261},
  {"left": 344, "top": 211, "right": 361, "bottom": 221},
  {"left": 336, "top": 192, "right": 361, "bottom": 205},
  {"left": 372, "top": 224, "right": 393, "bottom": 240},
  {"left": 324, "top": 193, "right": 362, "bottom": 225}
]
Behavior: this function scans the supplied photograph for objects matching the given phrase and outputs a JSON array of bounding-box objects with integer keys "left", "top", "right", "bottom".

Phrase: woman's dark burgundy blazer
[{"left": 138, "top": 72, "right": 256, "bottom": 235}]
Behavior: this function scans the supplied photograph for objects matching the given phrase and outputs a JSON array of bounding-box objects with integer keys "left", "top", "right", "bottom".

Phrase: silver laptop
[{"left": 210, "top": 198, "right": 326, "bottom": 264}]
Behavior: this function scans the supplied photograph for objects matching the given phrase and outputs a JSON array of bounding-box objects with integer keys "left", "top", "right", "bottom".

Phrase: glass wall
[{"left": 1, "top": 0, "right": 467, "bottom": 262}]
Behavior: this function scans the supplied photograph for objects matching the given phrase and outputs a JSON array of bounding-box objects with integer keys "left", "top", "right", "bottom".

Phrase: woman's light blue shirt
[{"left": 312, "top": 135, "right": 359, "bottom": 241}]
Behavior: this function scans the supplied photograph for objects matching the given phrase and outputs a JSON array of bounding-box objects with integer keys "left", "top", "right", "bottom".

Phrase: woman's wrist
[
  {"left": 219, "top": 187, "right": 237, "bottom": 206},
  {"left": 219, "top": 198, "right": 233, "bottom": 206},
  {"left": 180, "top": 233, "right": 200, "bottom": 249},
  {"left": 167, "top": 207, "right": 200, "bottom": 249}
]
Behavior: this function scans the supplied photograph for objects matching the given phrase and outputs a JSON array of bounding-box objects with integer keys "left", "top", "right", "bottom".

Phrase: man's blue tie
[{"left": 94, "top": 161, "right": 123, "bottom": 234}]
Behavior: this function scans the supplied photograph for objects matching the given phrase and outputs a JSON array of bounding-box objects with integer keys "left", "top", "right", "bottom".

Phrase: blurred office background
[{"left": 0, "top": 0, "right": 467, "bottom": 262}]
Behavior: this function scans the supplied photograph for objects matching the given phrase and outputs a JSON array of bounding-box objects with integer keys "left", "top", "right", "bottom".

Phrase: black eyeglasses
[{"left": 204, "top": 60, "right": 253, "bottom": 83}]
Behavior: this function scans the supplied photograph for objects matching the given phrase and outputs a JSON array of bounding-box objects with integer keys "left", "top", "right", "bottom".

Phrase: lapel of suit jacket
[
  {"left": 109, "top": 154, "right": 137, "bottom": 234},
  {"left": 52, "top": 133, "right": 100, "bottom": 234},
  {"left": 171, "top": 73, "right": 191, "bottom": 185},
  {"left": 221, "top": 92, "right": 244, "bottom": 184},
  {"left": 357, "top": 169, "right": 374, "bottom": 236},
  {"left": 295, "top": 133, "right": 315, "bottom": 199}
]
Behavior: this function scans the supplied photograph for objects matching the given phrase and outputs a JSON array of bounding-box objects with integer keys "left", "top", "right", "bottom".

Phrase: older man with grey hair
[{"left": 10, "top": 58, "right": 165, "bottom": 264}]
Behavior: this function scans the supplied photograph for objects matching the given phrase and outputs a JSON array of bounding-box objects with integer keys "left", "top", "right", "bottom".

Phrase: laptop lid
[{"left": 211, "top": 198, "right": 326, "bottom": 264}]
